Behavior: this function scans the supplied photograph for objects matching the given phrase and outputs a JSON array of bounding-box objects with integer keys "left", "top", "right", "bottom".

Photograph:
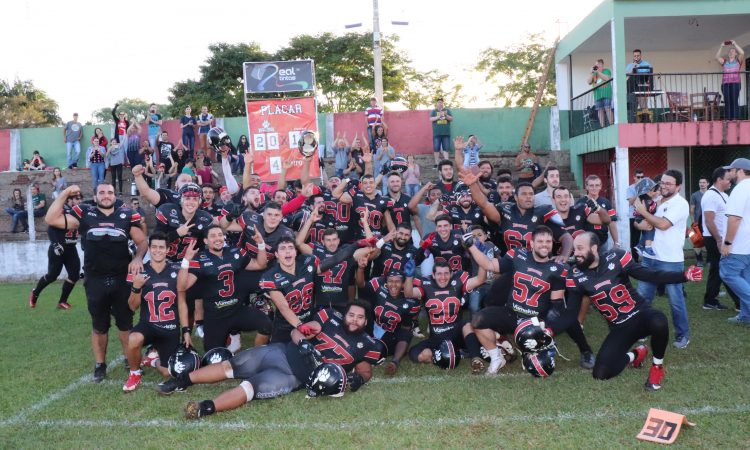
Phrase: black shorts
[
  {"left": 84, "top": 274, "right": 133, "bottom": 333},
  {"left": 131, "top": 322, "right": 179, "bottom": 368},
  {"left": 236, "top": 270, "right": 263, "bottom": 303},
  {"left": 229, "top": 343, "right": 301, "bottom": 399},
  {"left": 408, "top": 323, "right": 465, "bottom": 362},
  {"left": 472, "top": 305, "right": 518, "bottom": 334},
  {"left": 377, "top": 327, "right": 413, "bottom": 356},
  {"left": 203, "top": 306, "right": 272, "bottom": 351},
  {"left": 46, "top": 244, "right": 80, "bottom": 281}
]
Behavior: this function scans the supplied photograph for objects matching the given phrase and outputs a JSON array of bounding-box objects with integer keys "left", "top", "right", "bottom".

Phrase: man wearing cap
[{"left": 720, "top": 158, "right": 750, "bottom": 325}]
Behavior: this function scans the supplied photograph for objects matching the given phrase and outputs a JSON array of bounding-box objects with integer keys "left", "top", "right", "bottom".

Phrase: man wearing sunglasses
[
  {"left": 46, "top": 183, "right": 148, "bottom": 382},
  {"left": 626, "top": 169, "right": 646, "bottom": 260}
]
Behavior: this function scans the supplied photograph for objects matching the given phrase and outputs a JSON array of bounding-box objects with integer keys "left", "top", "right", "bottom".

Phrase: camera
[{"left": 592, "top": 65, "right": 599, "bottom": 71}]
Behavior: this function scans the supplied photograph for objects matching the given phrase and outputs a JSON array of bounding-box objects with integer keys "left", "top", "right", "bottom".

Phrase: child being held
[{"left": 633, "top": 176, "right": 659, "bottom": 257}]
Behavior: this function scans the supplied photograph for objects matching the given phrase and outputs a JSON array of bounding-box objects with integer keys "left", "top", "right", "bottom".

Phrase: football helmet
[
  {"left": 432, "top": 340, "right": 461, "bottom": 370},
  {"left": 178, "top": 182, "right": 203, "bottom": 199},
  {"left": 207, "top": 127, "right": 232, "bottom": 152},
  {"left": 514, "top": 317, "right": 553, "bottom": 353},
  {"left": 306, "top": 362, "right": 348, "bottom": 398},
  {"left": 201, "top": 347, "right": 233, "bottom": 367},
  {"left": 298, "top": 131, "right": 318, "bottom": 158},
  {"left": 522, "top": 348, "right": 556, "bottom": 378},
  {"left": 168, "top": 346, "right": 201, "bottom": 378},
  {"left": 387, "top": 156, "right": 408, "bottom": 175}
]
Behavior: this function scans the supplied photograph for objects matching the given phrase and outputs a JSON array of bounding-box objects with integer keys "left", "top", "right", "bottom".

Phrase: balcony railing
[
  {"left": 569, "top": 71, "right": 749, "bottom": 137},
  {"left": 570, "top": 79, "right": 614, "bottom": 138}
]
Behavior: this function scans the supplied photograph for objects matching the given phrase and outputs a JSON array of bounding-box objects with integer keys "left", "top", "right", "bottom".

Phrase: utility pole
[{"left": 372, "top": 0, "right": 384, "bottom": 106}]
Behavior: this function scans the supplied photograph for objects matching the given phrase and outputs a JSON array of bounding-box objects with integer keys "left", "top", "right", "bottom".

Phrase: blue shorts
[{"left": 595, "top": 98, "right": 612, "bottom": 110}]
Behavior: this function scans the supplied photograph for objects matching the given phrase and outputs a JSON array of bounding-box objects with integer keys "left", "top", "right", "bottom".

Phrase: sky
[{"left": 1, "top": 0, "right": 602, "bottom": 122}]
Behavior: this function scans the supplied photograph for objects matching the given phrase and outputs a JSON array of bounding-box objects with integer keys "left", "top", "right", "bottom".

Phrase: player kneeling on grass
[
  {"left": 156, "top": 301, "right": 383, "bottom": 419},
  {"left": 403, "top": 259, "right": 487, "bottom": 373},
  {"left": 123, "top": 232, "right": 181, "bottom": 391},
  {"left": 566, "top": 232, "right": 702, "bottom": 390}
]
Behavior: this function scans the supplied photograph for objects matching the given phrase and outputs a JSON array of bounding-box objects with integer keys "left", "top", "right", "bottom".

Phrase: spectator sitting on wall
[
  {"left": 588, "top": 58, "right": 613, "bottom": 127},
  {"left": 5, "top": 188, "right": 27, "bottom": 232},
  {"left": 332, "top": 132, "right": 350, "bottom": 179},
  {"left": 716, "top": 40, "right": 745, "bottom": 120},
  {"left": 51, "top": 167, "right": 66, "bottom": 199},
  {"left": 430, "top": 97, "right": 453, "bottom": 169},
  {"left": 29, "top": 150, "right": 46, "bottom": 171},
  {"left": 515, "top": 143, "right": 538, "bottom": 183},
  {"left": 31, "top": 182, "right": 47, "bottom": 219}
]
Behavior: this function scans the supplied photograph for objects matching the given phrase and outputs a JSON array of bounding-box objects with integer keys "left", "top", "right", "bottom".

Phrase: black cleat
[
  {"left": 93, "top": 363, "right": 107, "bottom": 383},
  {"left": 157, "top": 378, "right": 185, "bottom": 395}
]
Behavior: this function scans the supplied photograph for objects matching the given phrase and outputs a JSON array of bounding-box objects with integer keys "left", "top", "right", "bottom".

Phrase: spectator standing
[
  {"left": 156, "top": 131, "right": 174, "bottom": 168},
  {"left": 720, "top": 158, "right": 750, "bottom": 325},
  {"left": 29, "top": 150, "right": 46, "bottom": 171},
  {"left": 715, "top": 41, "right": 745, "bottom": 120},
  {"left": 625, "top": 49, "right": 654, "bottom": 115},
  {"left": 111, "top": 103, "right": 129, "bottom": 150},
  {"left": 371, "top": 125, "right": 387, "bottom": 152},
  {"left": 626, "top": 169, "right": 645, "bottom": 259},
  {"left": 430, "top": 98, "right": 452, "bottom": 169},
  {"left": 86, "top": 137, "right": 107, "bottom": 192},
  {"left": 106, "top": 141, "right": 126, "bottom": 196},
  {"left": 515, "top": 144, "right": 538, "bottom": 183},
  {"left": 51, "top": 167, "right": 66, "bottom": 199},
  {"left": 588, "top": 58, "right": 613, "bottom": 127},
  {"left": 31, "top": 183, "right": 47, "bottom": 220},
  {"left": 701, "top": 167, "right": 735, "bottom": 310},
  {"left": 197, "top": 106, "right": 214, "bottom": 154},
  {"left": 180, "top": 105, "right": 197, "bottom": 155},
  {"left": 404, "top": 154, "right": 421, "bottom": 197},
  {"left": 365, "top": 97, "right": 385, "bottom": 147},
  {"left": 689, "top": 177, "right": 708, "bottom": 267},
  {"left": 125, "top": 122, "right": 142, "bottom": 167},
  {"left": 635, "top": 169, "right": 692, "bottom": 348},
  {"left": 534, "top": 166, "right": 565, "bottom": 207},
  {"left": 374, "top": 137, "right": 395, "bottom": 193},
  {"left": 5, "top": 188, "right": 26, "bottom": 232},
  {"left": 332, "top": 132, "right": 350, "bottom": 178},
  {"left": 461, "top": 135, "right": 482, "bottom": 168},
  {"left": 195, "top": 156, "right": 218, "bottom": 186},
  {"left": 236, "top": 135, "right": 250, "bottom": 174},
  {"left": 146, "top": 103, "right": 162, "bottom": 150},
  {"left": 91, "top": 128, "right": 109, "bottom": 150},
  {"left": 344, "top": 136, "right": 366, "bottom": 181},
  {"left": 64, "top": 113, "right": 83, "bottom": 169}
]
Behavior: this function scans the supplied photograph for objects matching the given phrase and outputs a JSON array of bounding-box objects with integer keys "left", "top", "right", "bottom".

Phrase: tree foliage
[
  {"left": 91, "top": 98, "right": 168, "bottom": 124},
  {"left": 401, "top": 70, "right": 468, "bottom": 110},
  {"left": 0, "top": 79, "right": 61, "bottom": 128},
  {"left": 476, "top": 33, "right": 556, "bottom": 107}
]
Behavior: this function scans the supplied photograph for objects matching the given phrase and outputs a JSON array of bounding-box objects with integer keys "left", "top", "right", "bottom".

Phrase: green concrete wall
[
  {"left": 451, "top": 107, "right": 551, "bottom": 151},
  {"left": 20, "top": 124, "right": 113, "bottom": 169}
]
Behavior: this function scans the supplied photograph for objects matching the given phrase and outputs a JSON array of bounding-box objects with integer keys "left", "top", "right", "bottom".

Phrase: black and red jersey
[
  {"left": 494, "top": 203, "right": 567, "bottom": 253},
  {"left": 155, "top": 203, "right": 214, "bottom": 262},
  {"left": 237, "top": 213, "right": 294, "bottom": 262},
  {"left": 368, "top": 277, "right": 421, "bottom": 333},
  {"left": 371, "top": 241, "right": 418, "bottom": 278},
  {"left": 424, "top": 232, "right": 468, "bottom": 272},
  {"left": 414, "top": 271, "right": 470, "bottom": 335},
  {"left": 49, "top": 205, "right": 79, "bottom": 245},
  {"left": 498, "top": 248, "right": 567, "bottom": 319},
  {"left": 312, "top": 243, "right": 356, "bottom": 309},
  {"left": 352, "top": 190, "right": 392, "bottom": 236},
  {"left": 201, "top": 200, "right": 223, "bottom": 218},
  {"left": 188, "top": 248, "right": 250, "bottom": 319},
  {"left": 311, "top": 308, "right": 384, "bottom": 370},
  {"left": 448, "top": 204, "right": 484, "bottom": 231},
  {"left": 259, "top": 255, "right": 319, "bottom": 334},
  {"left": 561, "top": 204, "right": 592, "bottom": 239},
  {"left": 155, "top": 188, "right": 180, "bottom": 208},
  {"left": 128, "top": 261, "right": 180, "bottom": 331},
  {"left": 385, "top": 192, "right": 413, "bottom": 228},
  {"left": 285, "top": 208, "right": 337, "bottom": 244},
  {"left": 323, "top": 191, "right": 358, "bottom": 243},
  {"left": 578, "top": 196, "right": 617, "bottom": 243}
]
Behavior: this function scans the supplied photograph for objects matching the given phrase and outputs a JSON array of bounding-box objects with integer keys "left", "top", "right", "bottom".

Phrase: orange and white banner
[{"left": 247, "top": 97, "right": 320, "bottom": 182}]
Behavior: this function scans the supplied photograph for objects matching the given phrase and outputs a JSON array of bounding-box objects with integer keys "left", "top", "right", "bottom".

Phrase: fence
[{"left": 569, "top": 79, "right": 614, "bottom": 138}]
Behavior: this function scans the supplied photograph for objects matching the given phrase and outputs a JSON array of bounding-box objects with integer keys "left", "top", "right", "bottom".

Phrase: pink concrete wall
[
  {"left": 619, "top": 121, "right": 750, "bottom": 148},
  {"left": 333, "top": 110, "right": 433, "bottom": 155},
  {"left": 0, "top": 130, "right": 9, "bottom": 171}
]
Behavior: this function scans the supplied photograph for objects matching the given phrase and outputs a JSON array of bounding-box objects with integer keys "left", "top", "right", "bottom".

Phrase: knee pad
[{"left": 239, "top": 380, "right": 254, "bottom": 403}]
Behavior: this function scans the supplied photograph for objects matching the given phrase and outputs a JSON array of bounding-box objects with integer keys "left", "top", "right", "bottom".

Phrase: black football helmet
[
  {"left": 306, "top": 362, "right": 348, "bottom": 398},
  {"left": 514, "top": 318, "right": 553, "bottom": 353},
  {"left": 201, "top": 347, "right": 233, "bottom": 367},
  {"left": 432, "top": 340, "right": 461, "bottom": 370},
  {"left": 387, "top": 156, "right": 408, "bottom": 175},
  {"left": 522, "top": 348, "right": 556, "bottom": 378},
  {"left": 168, "top": 346, "right": 201, "bottom": 378},
  {"left": 207, "top": 127, "right": 232, "bottom": 152},
  {"left": 178, "top": 182, "right": 203, "bottom": 199},
  {"left": 298, "top": 131, "right": 318, "bottom": 158}
]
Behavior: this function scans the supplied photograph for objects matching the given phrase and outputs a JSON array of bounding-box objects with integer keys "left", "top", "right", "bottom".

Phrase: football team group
[{"left": 30, "top": 128, "right": 704, "bottom": 420}]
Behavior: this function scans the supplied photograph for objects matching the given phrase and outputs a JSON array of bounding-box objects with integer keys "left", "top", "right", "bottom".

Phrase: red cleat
[
  {"left": 630, "top": 345, "right": 648, "bottom": 368},
  {"left": 29, "top": 291, "right": 38, "bottom": 308},
  {"left": 123, "top": 371, "right": 143, "bottom": 392},
  {"left": 141, "top": 346, "right": 160, "bottom": 368},
  {"left": 57, "top": 302, "right": 72, "bottom": 310},
  {"left": 645, "top": 364, "right": 664, "bottom": 391}
]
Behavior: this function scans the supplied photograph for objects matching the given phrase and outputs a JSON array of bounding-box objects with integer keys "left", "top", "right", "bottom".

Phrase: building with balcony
[{"left": 556, "top": 0, "right": 750, "bottom": 242}]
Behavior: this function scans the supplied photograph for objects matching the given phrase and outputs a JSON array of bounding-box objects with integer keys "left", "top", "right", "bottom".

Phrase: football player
[
  {"left": 157, "top": 302, "right": 382, "bottom": 420},
  {"left": 447, "top": 185, "right": 484, "bottom": 232},
  {"left": 200, "top": 184, "right": 223, "bottom": 218},
  {"left": 566, "top": 232, "right": 702, "bottom": 390},
  {"left": 369, "top": 223, "right": 418, "bottom": 278},
  {"left": 553, "top": 186, "right": 610, "bottom": 239},
  {"left": 383, "top": 171, "right": 414, "bottom": 230},
  {"left": 404, "top": 259, "right": 487, "bottom": 373},
  {"left": 123, "top": 232, "right": 181, "bottom": 391},
  {"left": 177, "top": 225, "right": 272, "bottom": 352},
  {"left": 417, "top": 214, "right": 468, "bottom": 272},
  {"left": 338, "top": 174, "right": 394, "bottom": 236},
  {"left": 577, "top": 175, "right": 619, "bottom": 249},
  {"left": 29, "top": 193, "right": 83, "bottom": 309},
  {"left": 154, "top": 183, "right": 216, "bottom": 263}
]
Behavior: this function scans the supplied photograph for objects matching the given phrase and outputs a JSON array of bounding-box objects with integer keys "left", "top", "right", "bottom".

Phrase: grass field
[{"left": 1, "top": 279, "right": 749, "bottom": 449}]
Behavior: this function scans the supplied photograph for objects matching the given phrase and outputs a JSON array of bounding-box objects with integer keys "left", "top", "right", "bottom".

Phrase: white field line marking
[
  {"left": 2, "top": 405, "right": 748, "bottom": 431},
  {"left": 0, "top": 356, "right": 123, "bottom": 426}
]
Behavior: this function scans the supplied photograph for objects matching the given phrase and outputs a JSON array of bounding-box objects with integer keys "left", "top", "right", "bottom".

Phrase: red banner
[{"left": 247, "top": 97, "right": 320, "bottom": 182}]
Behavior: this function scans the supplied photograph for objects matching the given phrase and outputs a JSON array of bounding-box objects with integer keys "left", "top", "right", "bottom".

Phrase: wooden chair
[
  {"left": 664, "top": 92, "right": 691, "bottom": 122},
  {"left": 704, "top": 92, "right": 722, "bottom": 121}
]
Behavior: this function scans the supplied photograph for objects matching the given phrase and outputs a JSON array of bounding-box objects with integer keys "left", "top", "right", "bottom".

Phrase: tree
[
  {"left": 476, "top": 33, "right": 556, "bottom": 107},
  {"left": 91, "top": 98, "right": 167, "bottom": 124},
  {"left": 0, "top": 78, "right": 61, "bottom": 128},
  {"left": 401, "top": 69, "right": 469, "bottom": 110},
  {"left": 167, "top": 42, "right": 275, "bottom": 118},
  {"left": 276, "top": 32, "right": 412, "bottom": 113}
]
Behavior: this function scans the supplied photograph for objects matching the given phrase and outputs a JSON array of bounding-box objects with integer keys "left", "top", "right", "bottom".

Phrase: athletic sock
[
  {"left": 130, "top": 369, "right": 142, "bottom": 376},
  {"left": 487, "top": 347, "right": 502, "bottom": 362},
  {"left": 627, "top": 351, "right": 636, "bottom": 363},
  {"left": 464, "top": 333, "right": 482, "bottom": 359},
  {"left": 652, "top": 357, "right": 663, "bottom": 365},
  {"left": 199, "top": 400, "right": 216, "bottom": 416},
  {"left": 59, "top": 280, "right": 76, "bottom": 303}
]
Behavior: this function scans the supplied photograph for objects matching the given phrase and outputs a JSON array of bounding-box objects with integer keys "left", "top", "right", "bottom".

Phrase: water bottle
[{"left": 130, "top": 181, "right": 137, "bottom": 196}]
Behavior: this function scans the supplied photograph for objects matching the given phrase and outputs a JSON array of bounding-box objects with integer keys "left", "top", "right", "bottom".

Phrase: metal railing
[
  {"left": 570, "top": 79, "right": 614, "bottom": 138},
  {"left": 569, "top": 72, "right": 749, "bottom": 136}
]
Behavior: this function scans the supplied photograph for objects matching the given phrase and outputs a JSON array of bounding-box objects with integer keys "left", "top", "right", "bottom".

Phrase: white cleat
[{"left": 486, "top": 355, "right": 507, "bottom": 375}]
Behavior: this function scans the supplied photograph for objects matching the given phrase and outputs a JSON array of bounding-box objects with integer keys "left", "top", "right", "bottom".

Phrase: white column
[{"left": 614, "top": 146, "right": 630, "bottom": 247}]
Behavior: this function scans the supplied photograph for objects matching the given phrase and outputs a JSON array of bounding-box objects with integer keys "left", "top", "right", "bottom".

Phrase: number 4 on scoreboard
[{"left": 269, "top": 156, "right": 282, "bottom": 174}]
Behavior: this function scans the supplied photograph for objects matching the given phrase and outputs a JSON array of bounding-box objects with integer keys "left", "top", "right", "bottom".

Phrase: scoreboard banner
[
  {"left": 244, "top": 60, "right": 315, "bottom": 94},
  {"left": 246, "top": 96, "right": 320, "bottom": 182}
]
